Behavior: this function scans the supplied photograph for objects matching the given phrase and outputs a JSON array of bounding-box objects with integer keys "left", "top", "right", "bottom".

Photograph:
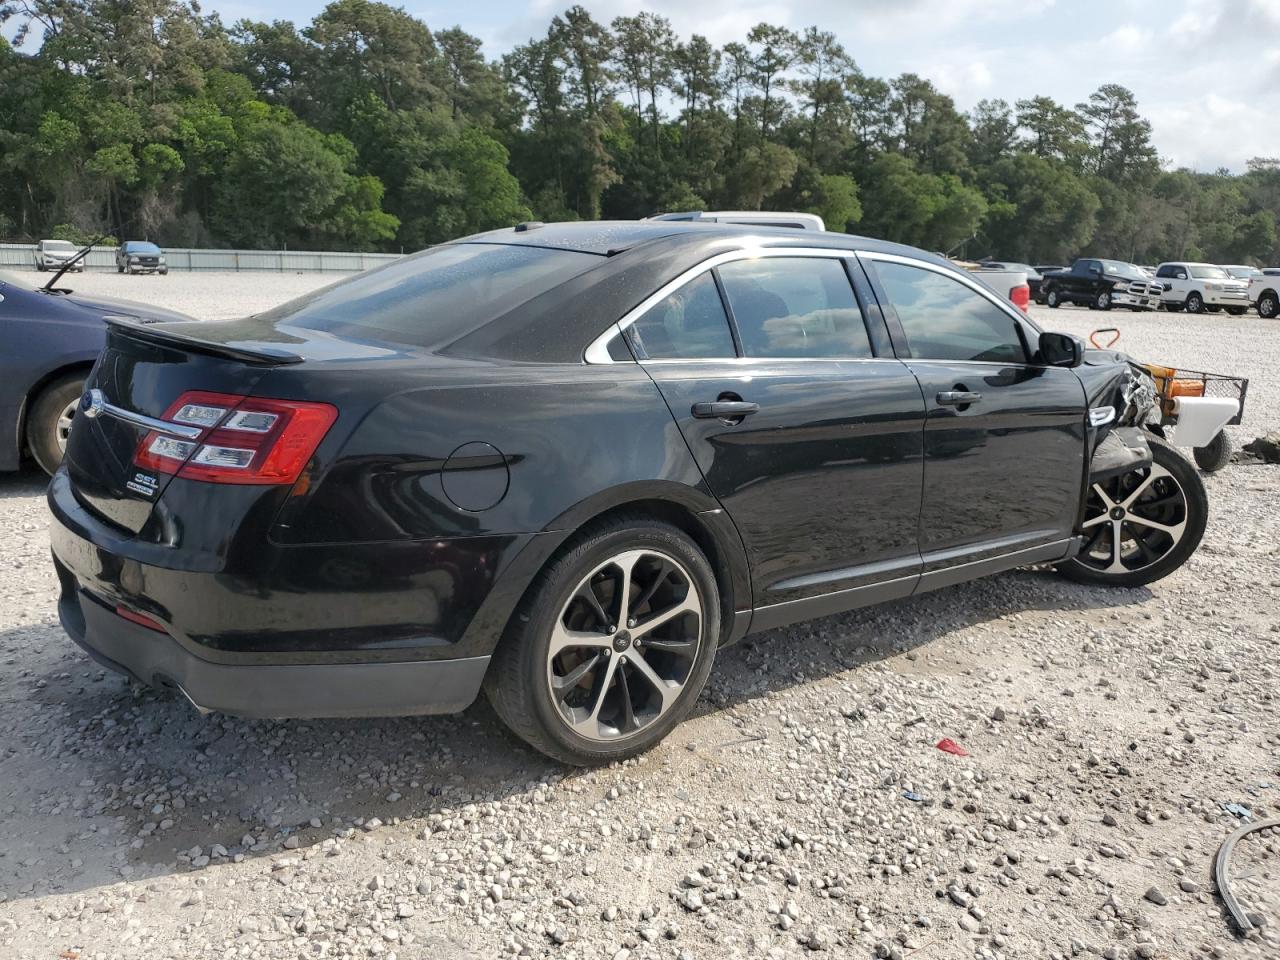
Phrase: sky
[{"left": 19, "top": 0, "right": 1280, "bottom": 172}]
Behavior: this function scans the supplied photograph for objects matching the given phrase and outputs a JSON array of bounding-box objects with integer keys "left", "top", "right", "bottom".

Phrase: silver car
[{"left": 34, "top": 239, "right": 84, "bottom": 273}]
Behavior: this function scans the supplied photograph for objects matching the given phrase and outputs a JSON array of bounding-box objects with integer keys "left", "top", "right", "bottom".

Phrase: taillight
[
  {"left": 134, "top": 391, "right": 337, "bottom": 485},
  {"left": 1009, "top": 284, "right": 1030, "bottom": 313}
]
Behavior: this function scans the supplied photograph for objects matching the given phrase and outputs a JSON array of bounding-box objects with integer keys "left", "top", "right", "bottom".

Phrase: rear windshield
[{"left": 254, "top": 242, "right": 601, "bottom": 348}]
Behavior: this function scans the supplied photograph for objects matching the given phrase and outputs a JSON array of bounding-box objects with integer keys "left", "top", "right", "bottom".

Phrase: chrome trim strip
[
  {"left": 583, "top": 246, "right": 862, "bottom": 364},
  {"left": 1089, "top": 406, "right": 1116, "bottom": 427},
  {"left": 82, "top": 389, "right": 203, "bottom": 440}
]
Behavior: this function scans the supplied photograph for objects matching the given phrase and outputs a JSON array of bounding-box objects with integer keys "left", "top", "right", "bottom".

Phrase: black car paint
[
  {"left": 0, "top": 274, "right": 193, "bottom": 471},
  {"left": 48, "top": 222, "right": 1108, "bottom": 719}
]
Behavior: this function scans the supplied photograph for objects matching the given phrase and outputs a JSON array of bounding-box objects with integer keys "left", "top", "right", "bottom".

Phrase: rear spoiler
[{"left": 104, "top": 316, "right": 304, "bottom": 366}]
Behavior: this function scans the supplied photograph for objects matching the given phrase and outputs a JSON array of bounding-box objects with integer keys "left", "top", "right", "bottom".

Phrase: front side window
[
  {"left": 629, "top": 272, "right": 736, "bottom": 360},
  {"left": 874, "top": 261, "right": 1027, "bottom": 364},
  {"left": 717, "top": 257, "right": 872, "bottom": 358}
]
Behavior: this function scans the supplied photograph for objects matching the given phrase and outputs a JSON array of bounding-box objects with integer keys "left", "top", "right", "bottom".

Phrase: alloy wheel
[
  {"left": 55, "top": 398, "right": 78, "bottom": 453},
  {"left": 545, "top": 549, "right": 702, "bottom": 742},
  {"left": 1076, "top": 463, "right": 1190, "bottom": 575}
]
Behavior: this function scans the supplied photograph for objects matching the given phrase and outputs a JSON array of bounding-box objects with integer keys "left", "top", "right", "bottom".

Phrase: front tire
[
  {"left": 485, "top": 517, "right": 720, "bottom": 765},
  {"left": 1046, "top": 288, "right": 1062, "bottom": 308},
  {"left": 1095, "top": 290, "right": 1112, "bottom": 310},
  {"left": 26, "top": 374, "right": 85, "bottom": 476},
  {"left": 1258, "top": 292, "right": 1279, "bottom": 319},
  {"left": 1057, "top": 435, "right": 1207, "bottom": 588}
]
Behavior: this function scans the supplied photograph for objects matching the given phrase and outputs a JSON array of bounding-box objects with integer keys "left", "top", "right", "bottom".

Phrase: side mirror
[
  {"left": 1039, "top": 331, "right": 1084, "bottom": 368},
  {"left": 1088, "top": 266, "right": 1101, "bottom": 276},
  {"left": 1175, "top": 272, "right": 1187, "bottom": 280}
]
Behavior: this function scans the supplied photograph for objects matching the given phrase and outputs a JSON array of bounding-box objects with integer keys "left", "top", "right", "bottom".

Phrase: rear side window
[
  {"left": 718, "top": 258, "right": 872, "bottom": 358},
  {"left": 875, "top": 261, "right": 1027, "bottom": 364},
  {"left": 256, "top": 243, "right": 600, "bottom": 348},
  {"left": 630, "top": 272, "right": 736, "bottom": 359}
]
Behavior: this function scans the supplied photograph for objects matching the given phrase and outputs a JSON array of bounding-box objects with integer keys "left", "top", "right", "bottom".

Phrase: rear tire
[
  {"left": 1185, "top": 292, "right": 1205, "bottom": 314},
  {"left": 26, "top": 374, "right": 85, "bottom": 476},
  {"left": 1193, "top": 430, "right": 1232, "bottom": 473},
  {"left": 1057, "top": 435, "right": 1207, "bottom": 588},
  {"left": 1046, "top": 288, "right": 1061, "bottom": 308},
  {"left": 1259, "top": 291, "right": 1278, "bottom": 319},
  {"left": 485, "top": 517, "right": 720, "bottom": 765}
]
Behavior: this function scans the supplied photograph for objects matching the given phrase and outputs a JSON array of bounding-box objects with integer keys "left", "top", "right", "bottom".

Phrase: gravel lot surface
[{"left": 1, "top": 273, "right": 1278, "bottom": 959}]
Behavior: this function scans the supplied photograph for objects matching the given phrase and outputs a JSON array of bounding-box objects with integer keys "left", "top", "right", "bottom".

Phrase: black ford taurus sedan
[{"left": 48, "top": 222, "right": 1206, "bottom": 764}]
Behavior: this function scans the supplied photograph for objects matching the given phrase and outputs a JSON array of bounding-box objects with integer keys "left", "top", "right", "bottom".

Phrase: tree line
[{"left": 1, "top": 0, "right": 1277, "bottom": 265}]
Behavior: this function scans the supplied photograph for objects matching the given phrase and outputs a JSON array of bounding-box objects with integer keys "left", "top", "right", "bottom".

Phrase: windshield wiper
[{"left": 42, "top": 236, "right": 104, "bottom": 293}]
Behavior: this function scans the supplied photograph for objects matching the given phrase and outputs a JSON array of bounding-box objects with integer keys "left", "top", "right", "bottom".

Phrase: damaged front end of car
[{"left": 1077, "top": 348, "right": 1161, "bottom": 483}]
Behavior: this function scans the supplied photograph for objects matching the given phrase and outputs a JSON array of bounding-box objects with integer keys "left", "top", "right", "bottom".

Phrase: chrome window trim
[{"left": 583, "top": 246, "right": 863, "bottom": 364}]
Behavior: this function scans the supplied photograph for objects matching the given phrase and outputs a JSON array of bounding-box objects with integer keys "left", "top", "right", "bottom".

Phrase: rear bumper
[{"left": 57, "top": 576, "right": 488, "bottom": 717}]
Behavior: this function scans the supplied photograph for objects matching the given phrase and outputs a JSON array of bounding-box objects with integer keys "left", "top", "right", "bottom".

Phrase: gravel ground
[{"left": 1, "top": 275, "right": 1278, "bottom": 960}]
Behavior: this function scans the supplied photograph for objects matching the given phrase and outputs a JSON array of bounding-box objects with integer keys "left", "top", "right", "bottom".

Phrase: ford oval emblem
[{"left": 81, "top": 388, "right": 106, "bottom": 419}]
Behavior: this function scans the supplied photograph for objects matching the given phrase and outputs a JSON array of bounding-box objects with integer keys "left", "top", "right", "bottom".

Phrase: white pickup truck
[
  {"left": 1247, "top": 270, "right": 1279, "bottom": 319},
  {"left": 957, "top": 261, "right": 1031, "bottom": 312},
  {"left": 1154, "top": 262, "right": 1252, "bottom": 314}
]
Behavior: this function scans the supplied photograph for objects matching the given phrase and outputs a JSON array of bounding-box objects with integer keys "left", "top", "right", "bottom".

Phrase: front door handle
[
  {"left": 936, "top": 390, "right": 983, "bottom": 406},
  {"left": 691, "top": 400, "right": 759, "bottom": 419}
]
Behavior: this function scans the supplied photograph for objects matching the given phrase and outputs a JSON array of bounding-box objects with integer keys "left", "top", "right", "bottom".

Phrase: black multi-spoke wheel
[
  {"left": 1058, "top": 435, "right": 1207, "bottom": 587},
  {"left": 486, "top": 519, "right": 719, "bottom": 765}
]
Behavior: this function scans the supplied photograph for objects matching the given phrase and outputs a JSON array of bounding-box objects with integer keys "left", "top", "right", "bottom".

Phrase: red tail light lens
[
  {"left": 1009, "top": 284, "right": 1031, "bottom": 313},
  {"left": 134, "top": 391, "right": 337, "bottom": 485}
]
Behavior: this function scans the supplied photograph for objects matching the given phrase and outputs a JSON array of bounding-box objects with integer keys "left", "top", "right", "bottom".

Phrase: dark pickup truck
[{"left": 1040, "top": 259, "right": 1161, "bottom": 311}]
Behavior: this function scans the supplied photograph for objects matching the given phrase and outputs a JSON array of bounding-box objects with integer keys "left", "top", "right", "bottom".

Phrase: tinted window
[
  {"left": 630, "top": 272, "right": 736, "bottom": 359},
  {"left": 255, "top": 243, "right": 599, "bottom": 349},
  {"left": 875, "top": 261, "right": 1026, "bottom": 364},
  {"left": 1156, "top": 265, "right": 1177, "bottom": 278},
  {"left": 718, "top": 258, "right": 871, "bottom": 358}
]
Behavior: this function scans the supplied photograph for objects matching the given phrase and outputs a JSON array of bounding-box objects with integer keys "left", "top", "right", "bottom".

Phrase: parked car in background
[
  {"left": 980, "top": 261, "right": 1043, "bottom": 302},
  {"left": 1222, "top": 265, "right": 1263, "bottom": 282},
  {"left": 47, "top": 221, "right": 1211, "bottom": 764},
  {"left": 960, "top": 261, "right": 1030, "bottom": 312},
  {"left": 1039, "top": 259, "right": 1161, "bottom": 311},
  {"left": 115, "top": 241, "right": 168, "bottom": 275},
  {"left": 1249, "top": 272, "right": 1279, "bottom": 319},
  {"left": 1155, "top": 262, "right": 1251, "bottom": 315},
  {"left": 647, "top": 210, "right": 826, "bottom": 231},
  {"left": 0, "top": 269, "right": 195, "bottom": 475},
  {"left": 34, "top": 240, "right": 85, "bottom": 273}
]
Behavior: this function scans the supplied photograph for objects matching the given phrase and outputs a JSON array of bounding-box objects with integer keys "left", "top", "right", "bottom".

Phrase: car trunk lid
[{"left": 64, "top": 323, "right": 289, "bottom": 534}]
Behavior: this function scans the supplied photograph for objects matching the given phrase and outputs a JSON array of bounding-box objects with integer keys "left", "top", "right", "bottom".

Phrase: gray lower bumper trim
[{"left": 64, "top": 593, "right": 489, "bottom": 720}]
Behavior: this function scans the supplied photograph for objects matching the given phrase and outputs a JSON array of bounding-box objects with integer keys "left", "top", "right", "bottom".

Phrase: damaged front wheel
[{"left": 1057, "top": 435, "right": 1208, "bottom": 588}]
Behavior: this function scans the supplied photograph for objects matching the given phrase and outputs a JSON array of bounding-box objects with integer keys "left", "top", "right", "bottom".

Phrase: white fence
[{"left": 0, "top": 243, "right": 401, "bottom": 273}]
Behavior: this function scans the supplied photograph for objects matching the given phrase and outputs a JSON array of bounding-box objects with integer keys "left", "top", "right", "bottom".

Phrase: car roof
[{"left": 463, "top": 219, "right": 938, "bottom": 262}]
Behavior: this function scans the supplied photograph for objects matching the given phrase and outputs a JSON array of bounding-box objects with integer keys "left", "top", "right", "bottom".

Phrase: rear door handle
[
  {"left": 936, "top": 390, "right": 982, "bottom": 406},
  {"left": 691, "top": 400, "right": 760, "bottom": 419}
]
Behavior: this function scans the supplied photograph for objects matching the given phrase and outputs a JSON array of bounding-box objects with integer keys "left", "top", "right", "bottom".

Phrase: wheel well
[
  {"left": 509, "top": 498, "right": 743, "bottom": 647},
  {"left": 17, "top": 362, "right": 93, "bottom": 453}
]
